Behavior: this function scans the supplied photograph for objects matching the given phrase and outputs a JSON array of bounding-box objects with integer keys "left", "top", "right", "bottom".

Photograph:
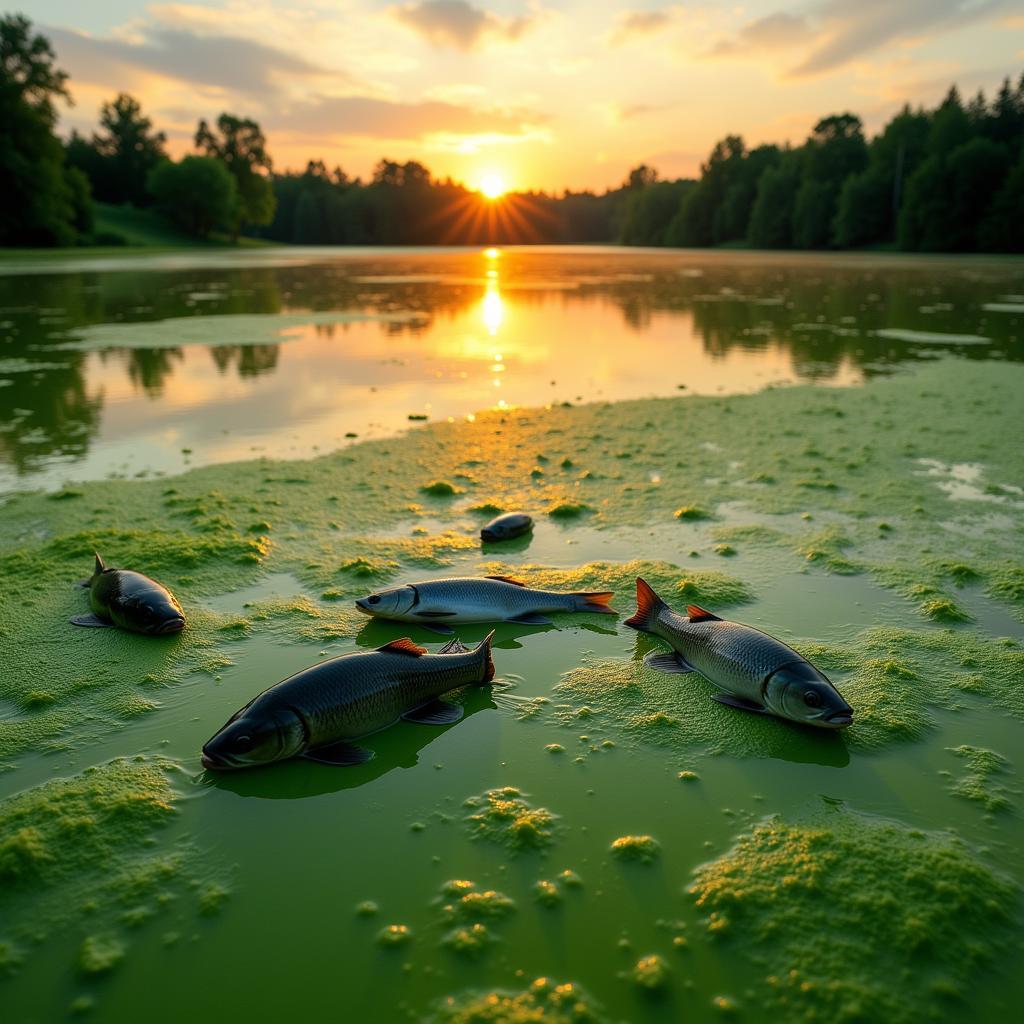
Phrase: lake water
[
  {"left": 1, "top": 247, "right": 1023, "bottom": 1024},
  {"left": 2, "top": 246, "right": 1020, "bottom": 494}
]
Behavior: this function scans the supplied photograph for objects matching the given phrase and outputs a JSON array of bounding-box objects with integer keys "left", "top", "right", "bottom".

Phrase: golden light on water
[
  {"left": 484, "top": 247, "right": 500, "bottom": 259},
  {"left": 482, "top": 283, "right": 504, "bottom": 336}
]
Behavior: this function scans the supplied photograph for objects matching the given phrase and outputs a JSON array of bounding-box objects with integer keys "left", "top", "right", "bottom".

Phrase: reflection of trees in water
[
  {"left": 209, "top": 344, "right": 280, "bottom": 378},
  {"left": 120, "top": 347, "right": 185, "bottom": 396}
]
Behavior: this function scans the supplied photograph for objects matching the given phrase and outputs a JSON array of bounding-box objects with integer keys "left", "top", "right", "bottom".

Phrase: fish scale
[
  {"left": 651, "top": 609, "right": 800, "bottom": 702},
  {"left": 244, "top": 647, "right": 489, "bottom": 742}
]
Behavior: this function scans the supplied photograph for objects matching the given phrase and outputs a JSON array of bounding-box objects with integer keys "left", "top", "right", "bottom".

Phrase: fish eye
[
  {"left": 803, "top": 691, "right": 822, "bottom": 708},
  {"left": 233, "top": 734, "right": 253, "bottom": 751},
  {"left": 368, "top": 595, "right": 381, "bottom": 605}
]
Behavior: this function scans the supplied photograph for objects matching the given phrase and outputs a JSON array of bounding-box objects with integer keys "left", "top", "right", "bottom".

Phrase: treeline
[
  {"left": 2, "top": 13, "right": 1022, "bottom": 251},
  {"left": 616, "top": 80, "right": 1024, "bottom": 252}
]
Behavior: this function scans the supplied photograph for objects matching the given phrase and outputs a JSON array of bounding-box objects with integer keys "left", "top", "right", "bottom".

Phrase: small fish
[
  {"left": 355, "top": 575, "right": 616, "bottom": 633},
  {"left": 624, "top": 578, "right": 852, "bottom": 729},
  {"left": 71, "top": 553, "right": 186, "bottom": 635},
  {"left": 202, "top": 633, "right": 495, "bottom": 770},
  {"left": 481, "top": 512, "right": 533, "bottom": 542}
]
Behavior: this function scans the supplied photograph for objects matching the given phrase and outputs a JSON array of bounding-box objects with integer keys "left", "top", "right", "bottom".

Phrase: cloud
[
  {"left": 704, "top": 1, "right": 1013, "bottom": 76},
  {"left": 707, "top": 12, "right": 812, "bottom": 56},
  {"left": 392, "top": 0, "right": 535, "bottom": 51},
  {"left": 610, "top": 9, "right": 673, "bottom": 46},
  {"left": 46, "top": 24, "right": 330, "bottom": 96},
  {"left": 273, "top": 94, "right": 544, "bottom": 142}
]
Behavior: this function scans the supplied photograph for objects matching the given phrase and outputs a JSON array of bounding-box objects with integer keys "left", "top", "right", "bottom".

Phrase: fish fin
[
  {"left": 69, "top": 613, "right": 115, "bottom": 629},
  {"left": 711, "top": 693, "right": 769, "bottom": 715},
  {"left": 477, "top": 629, "right": 496, "bottom": 682},
  {"left": 419, "top": 623, "right": 455, "bottom": 635},
  {"left": 485, "top": 575, "right": 527, "bottom": 586},
  {"left": 403, "top": 699, "right": 464, "bottom": 726},
  {"left": 644, "top": 651, "right": 695, "bottom": 674},
  {"left": 572, "top": 591, "right": 617, "bottom": 614},
  {"left": 302, "top": 741, "right": 375, "bottom": 766},
  {"left": 415, "top": 610, "right": 457, "bottom": 617},
  {"left": 438, "top": 636, "right": 469, "bottom": 654},
  {"left": 506, "top": 613, "right": 552, "bottom": 625},
  {"left": 687, "top": 604, "right": 721, "bottom": 623},
  {"left": 94, "top": 552, "right": 106, "bottom": 576},
  {"left": 376, "top": 638, "right": 427, "bottom": 657},
  {"left": 624, "top": 577, "right": 667, "bottom": 633}
]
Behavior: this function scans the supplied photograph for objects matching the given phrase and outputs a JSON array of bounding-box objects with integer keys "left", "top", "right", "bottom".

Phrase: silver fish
[
  {"left": 201, "top": 633, "right": 494, "bottom": 770},
  {"left": 355, "top": 575, "right": 616, "bottom": 633},
  {"left": 624, "top": 578, "right": 853, "bottom": 729}
]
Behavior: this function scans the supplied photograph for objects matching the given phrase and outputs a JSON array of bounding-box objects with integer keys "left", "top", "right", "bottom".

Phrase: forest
[{"left": 2, "top": 14, "right": 1022, "bottom": 252}]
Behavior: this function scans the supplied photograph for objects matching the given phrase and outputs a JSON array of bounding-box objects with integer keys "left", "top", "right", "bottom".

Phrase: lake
[{"left": 1, "top": 247, "right": 1022, "bottom": 1024}]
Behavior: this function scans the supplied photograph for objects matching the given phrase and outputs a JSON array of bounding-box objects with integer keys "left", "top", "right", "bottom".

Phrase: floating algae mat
[{"left": 1, "top": 249, "right": 1023, "bottom": 1023}]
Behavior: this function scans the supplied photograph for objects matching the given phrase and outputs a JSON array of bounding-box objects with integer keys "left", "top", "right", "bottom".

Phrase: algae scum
[{"left": 1, "top": 249, "right": 1023, "bottom": 1024}]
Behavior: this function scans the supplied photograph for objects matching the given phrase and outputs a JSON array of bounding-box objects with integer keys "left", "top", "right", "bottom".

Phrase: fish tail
[
  {"left": 475, "top": 629, "right": 496, "bottom": 683},
  {"left": 624, "top": 577, "right": 666, "bottom": 633},
  {"left": 571, "top": 591, "right": 617, "bottom": 614}
]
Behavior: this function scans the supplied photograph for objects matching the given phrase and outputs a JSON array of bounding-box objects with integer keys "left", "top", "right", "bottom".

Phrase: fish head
[
  {"left": 355, "top": 585, "right": 418, "bottom": 619},
  {"left": 764, "top": 661, "right": 853, "bottom": 729},
  {"left": 132, "top": 593, "right": 186, "bottom": 636},
  {"left": 201, "top": 708, "right": 305, "bottom": 770}
]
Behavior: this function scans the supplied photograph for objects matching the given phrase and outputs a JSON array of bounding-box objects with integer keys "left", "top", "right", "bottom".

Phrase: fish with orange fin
[
  {"left": 624, "top": 578, "right": 852, "bottom": 729},
  {"left": 202, "top": 633, "right": 495, "bottom": 770},
  {"left": 355, "top": 576, "right": 616, "bottom": 633}
]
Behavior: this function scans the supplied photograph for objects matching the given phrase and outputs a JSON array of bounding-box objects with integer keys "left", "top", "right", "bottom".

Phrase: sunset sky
[{"left": 29, "top": 1, "right": 1024, "bottom": 192}]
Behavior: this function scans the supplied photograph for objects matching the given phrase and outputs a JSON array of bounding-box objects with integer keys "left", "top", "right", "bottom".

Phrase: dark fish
[
  {"left": 481, "top": 512, "right": 533, "bottom": 542},
  {"left": 625, "top": 578, "right": 853, "bottom": 729},
  {"left": 355, "top": 575, "right": 616, "bottom": 633},
  {"left": 71, "top": 553, "right": 186, "bottom": 636},
  {"left": 201, "top": 633, "right": 495, "bottom": 770}
]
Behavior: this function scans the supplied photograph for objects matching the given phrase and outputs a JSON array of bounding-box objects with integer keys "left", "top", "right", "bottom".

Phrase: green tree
[
  {"left": 0, "top": 15, "right": 90, "bottom": 246},
  {"left": 92, "top": 93, "right": 166, "bottom": 205},
  {"left": 147, "top": 156, "right": 237, "bottom": 239},
  {"left": 978, "top": 146, "right": 1024, "bottom": 251},
  {"left": 748, "top": 157, "right": 800, "bottom": 249},
  {"left": 619, "top": 180, "right": 692, "bottom": 246},
  {"left": 195, "top": 113, "right": 275, "bottom": 240},
  {"left": 667, "top": 136, "right": 746, "bottom": 246},
  {"left": 791, "top": 114, "right": 867, "bottom": 249},
  {"left": 832, "top": 167, "right": 890, "bottom": 248}
]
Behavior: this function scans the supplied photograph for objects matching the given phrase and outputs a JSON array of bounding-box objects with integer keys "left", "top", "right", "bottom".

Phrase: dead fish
[
  {"left": 71, "top": 553, "right": 186, "bottom": 636},
  {"left": 355, "top": 575, "right": 616, "bottom": 633},
  {"left": 481, "top": 512, "right": 533, "bottom": 542},
  {"left": 625, "top": 578, "right": 852, "bottom": 729},
  {"left": 201, "top": 633, "right": 495, "bottom": 770}
]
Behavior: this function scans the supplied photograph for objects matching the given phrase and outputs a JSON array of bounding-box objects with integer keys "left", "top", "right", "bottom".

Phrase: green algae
[
  {"left": 689, "top": 807, "right": 1017, "bottom": 1024},
  {"left": 476, "top": 559, "right": 752, "bottom": 611},
  {"left": 0, "top": 758, "right": 175, "bottom": 887},
  {"left": 421, "top": 480, "right": 463, "bottom": 497},
  {"left": 432, "top": 977, "right": 605, "bottom": 1023},
  {"left": 441, "top": 923, "right": 493, "bottom": 957},
  {"left": 609, "top": 835, "right": 661, "bottom": 863},
  {"left": 674, "top": 505, "right": 711, "bottom": 521},
  {"left": 78, "top": 934, "right": 126, "bottom": 974},
  {"left": 629, "top": 954, "right": 670, "bottom": 991},
  {"left": 449, "top": 890, "right": 517, "bottom": 921},
  {"left": 945, "top": 746, "right": 1015, "bottom": 811},
  {"left": 376, "top": 923, "right": 414, "bottom": 947},
  {"left": 533, "top": 879, "right": 562, "bottom": 907},
  {"left": 463, "top": 787, "right": 558, "bottom": 851}
]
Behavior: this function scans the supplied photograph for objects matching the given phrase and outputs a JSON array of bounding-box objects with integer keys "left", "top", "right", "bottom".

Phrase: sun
[{"left": 478, "top": 173, "right": 507, "bottom": 200}]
